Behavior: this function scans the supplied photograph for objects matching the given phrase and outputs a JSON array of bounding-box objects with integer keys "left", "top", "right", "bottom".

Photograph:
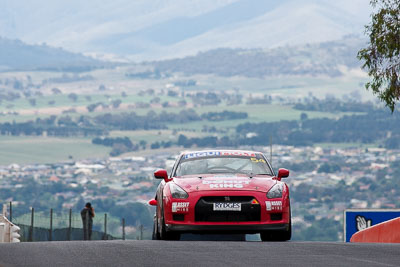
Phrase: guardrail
[
  {"left": 0, "top": 205, "right": 20, "bottom": 243},
  {"left": 350, "top": 217, "right": 400, "bottom": 243}
]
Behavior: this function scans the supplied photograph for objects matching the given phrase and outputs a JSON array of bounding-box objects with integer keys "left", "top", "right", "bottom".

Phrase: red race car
[{"left": 149, "top": 150, "right": 291, "bottom": 241}]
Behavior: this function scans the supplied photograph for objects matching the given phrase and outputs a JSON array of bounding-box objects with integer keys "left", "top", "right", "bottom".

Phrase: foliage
[
  {"left": 68, "top": 93, "right": 78, "bottom": 102},
  {"left": 237, "top": 109, "right": 400, "bottom": 146},
  {"left": 293, "top": 99, "right": 375, "bottom": 113},
  {"left": 317, "top": 163, "right": 341, "bottom": 173},
  {"left": 358, "top": 0, "right": 400, "bottom": 112},
  {"left": 92, "top": 136, "right": 139, "bottom": 156},
  {"left": 293, "top": 218, "right": 341, "bottom": 241},
  {"left": 0, "top": 109, "right": 248, "bottom": 138},
  {"left": 0, "top": 37, "right": 105, "bottom": 72},
  {"left": 153, "top": 36, "right": 363, "bottom": 78},
  {"left": 201, "top": 110, "right": 248, "bottom": 121}
]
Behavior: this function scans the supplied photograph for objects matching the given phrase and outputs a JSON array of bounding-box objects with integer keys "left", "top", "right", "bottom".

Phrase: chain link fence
[{"left": 8, "top": 203, "right": 127, "bottom": 242}]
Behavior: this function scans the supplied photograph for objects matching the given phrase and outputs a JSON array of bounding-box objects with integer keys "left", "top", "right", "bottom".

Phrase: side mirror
[
  {"left": 148, "top": 199, "right": 157, "bottom": 206},
  {"left": 277, "top": 168, "right": 289, "bottom": 181},
  {"left": 154, "top": 169, "right": 169, "bottom": 182}
]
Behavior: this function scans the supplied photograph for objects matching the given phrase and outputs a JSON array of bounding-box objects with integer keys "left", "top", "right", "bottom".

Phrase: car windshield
[{"left": 174, "top": 153, "right": 273, "bottom": 177}]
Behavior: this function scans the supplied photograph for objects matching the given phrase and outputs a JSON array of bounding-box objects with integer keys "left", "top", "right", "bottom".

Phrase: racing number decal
[{"left": 251, "top": 158, "right": 266, "bottom": 163}]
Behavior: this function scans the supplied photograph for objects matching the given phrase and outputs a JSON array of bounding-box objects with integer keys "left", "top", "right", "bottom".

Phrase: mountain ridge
[
  {"left": 0, "top": 0, "right": 371, "bottom": 60},
  {"left": 149, "top": 36, "right": 365, "bottom": 78},
  {"left": 0, "top": 37, "right": 105, "bottom": 72}
]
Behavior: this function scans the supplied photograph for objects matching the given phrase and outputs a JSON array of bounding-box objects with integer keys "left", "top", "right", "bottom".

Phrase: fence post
[
  {"left": 140, "top": 225, "right": 143, "bottom": 240},
  {"left": 103, "top": 213, "right": 107, "bottom": 240},
  {"left": 68, "top": 209, "right": 72, "bottom": 241},
  {"left": 122, "top": 218, "right": 125, "bottom": 240},
  {"left": 49, "top": 209, "right": 53, "bottom": 241},
  {"left": 9, "top": 202, "right": 12, "bottom": 222},
  {"left": 29, "top": 208, "right": 34, "bottom": 242}
]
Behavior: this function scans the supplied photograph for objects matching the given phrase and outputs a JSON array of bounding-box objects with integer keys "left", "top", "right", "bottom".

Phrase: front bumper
[
  {"left": 164, "top": 191, "right": 290, "bottom": 228},
  {"left": 166, "top": 223, "right": 289, "bottom": 234}
]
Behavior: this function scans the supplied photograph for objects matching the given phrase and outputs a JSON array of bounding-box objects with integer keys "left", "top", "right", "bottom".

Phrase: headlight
[
  {"left": 267, "top": 183, "right": 284, "bottom": 199},
  {"left": 169, "top": 183, "right": 188, "bottom": 199}
]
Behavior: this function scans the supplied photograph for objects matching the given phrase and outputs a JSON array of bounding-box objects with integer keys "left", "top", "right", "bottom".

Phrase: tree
[
  {"left": 68, "top": 93, "right": 78, "bottom": 102},
  {"left": 300, "top": 112, "right": 308, "bottom": 121},
  {"left": 139, "top": 140, "right": 147, "bottom": 149},
  {"left": 28, "top": 98, "right": 36, "bottom": 106},
  {"left": 111, "top": 99, "right": 122, "bottom": 108},
  {"left": 358, "top": 0, "right": 400, "bottom": 112},
  {"left": 52, "top": 88, "right": 62, "bottom": 95}
]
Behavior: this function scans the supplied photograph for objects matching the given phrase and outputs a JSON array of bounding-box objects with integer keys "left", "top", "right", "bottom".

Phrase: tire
[
  {"left": 160, "top": 207, "right": 180, "bottom": 241},
  {"left": 261, "top": 212, "right": 292, "bottom": 242},
  {"left": 152, "top": 215, "right": 160, "bottom": 240}
]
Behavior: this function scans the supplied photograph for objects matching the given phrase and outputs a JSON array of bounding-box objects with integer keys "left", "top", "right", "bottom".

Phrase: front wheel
[
  {"left": 160, "top": 208, "right": 180, "bottom": 241},
  {"left": 261, "top": 217, "right": 292, "bottom": 241},
  {"left": 152, "top": 215, "right": 160, "bottom": 240}
]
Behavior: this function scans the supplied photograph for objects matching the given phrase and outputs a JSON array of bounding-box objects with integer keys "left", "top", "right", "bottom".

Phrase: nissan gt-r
[{"left": 149, "top": 150, "right": 291, "bottom": 241}]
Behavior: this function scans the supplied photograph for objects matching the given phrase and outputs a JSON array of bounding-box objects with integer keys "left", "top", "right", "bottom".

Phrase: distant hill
[
  {"left": 0, "top": 37, "right": 106, "bottom": 72},
  {"left": 151, "top": 36, "right": 365, "bottom": 78},
  {"left": 0, "top": 0, "right": 371, "bottom": 60}
]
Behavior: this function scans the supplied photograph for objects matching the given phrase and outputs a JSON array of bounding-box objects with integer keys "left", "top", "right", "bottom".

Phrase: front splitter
[{"left": 166, "top": 223, "right": 289, "bottom": 234}]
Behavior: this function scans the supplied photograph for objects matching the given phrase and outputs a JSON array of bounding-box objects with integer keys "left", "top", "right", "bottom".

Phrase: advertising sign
[{"left": 344, "top": 209, "right": 400, "bottom": 242}]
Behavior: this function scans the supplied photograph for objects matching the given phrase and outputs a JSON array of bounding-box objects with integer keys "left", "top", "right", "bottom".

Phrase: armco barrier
[
  {"left": 0, "top": 223, "right": 5, "bottom": 242},
  {"left": 350, "top": 217, "right": 400, "bottom": 243},
  {"left": 0, "top": 215, "right": 20, "bottom": 242}
]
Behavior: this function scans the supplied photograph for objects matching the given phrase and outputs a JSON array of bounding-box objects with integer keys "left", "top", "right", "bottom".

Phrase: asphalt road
[{"left": 0, "top": 240, "right": 399, "bottom": 267}]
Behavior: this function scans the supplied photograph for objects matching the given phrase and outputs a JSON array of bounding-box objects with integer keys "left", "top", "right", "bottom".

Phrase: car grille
[{"left": 195, "top": 196, "right": 261, "bottom": 222}]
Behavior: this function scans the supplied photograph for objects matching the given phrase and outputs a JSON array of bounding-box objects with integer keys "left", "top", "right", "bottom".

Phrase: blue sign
[{"left": 344, "top": 209, "right": 400, "bottom": 242}]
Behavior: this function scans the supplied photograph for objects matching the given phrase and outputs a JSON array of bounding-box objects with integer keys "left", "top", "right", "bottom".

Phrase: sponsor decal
[
  {"left": 266, "top": 201, "right": 272, "bottom": 211},
  {"left": 202, "top": 179, "right": 250, "bottom": 189},
  {"left": 184, "top": 151, "right": 256, "bottom": 159},
  {"left": 184, "top": 151, "right": 221, "bottom": 159},
  {"left": 172, "top": 202, "right": 189, "bottom": 213},
  {"left": 265, "top": 201, "right": 282, "bottom": 211},
  {"left": 213, "top": 175, "right": 238, "bottom": 179},
  {"left": 221, "top": 151, "right": 256, "bottom": 157},
  {"left": 213, "top": 202, "right": 241, "bottom": 211}
]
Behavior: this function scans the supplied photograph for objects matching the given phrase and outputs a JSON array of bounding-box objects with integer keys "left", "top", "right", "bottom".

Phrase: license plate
[{"left": 213, "top": 203, "right": 241, "bottom": 211}]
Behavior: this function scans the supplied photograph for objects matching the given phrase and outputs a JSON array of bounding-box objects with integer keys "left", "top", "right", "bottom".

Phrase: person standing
[{"left": 81, "top": 202, "right": 95, "bottom": 240}]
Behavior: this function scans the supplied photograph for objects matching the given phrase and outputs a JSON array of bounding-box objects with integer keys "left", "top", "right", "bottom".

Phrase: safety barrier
[
  {"left": 350, "top": 217, "right": 400, "bottom": 243},
  {"left": 0, "top": 215, "right": 20, "bottom": 243}
]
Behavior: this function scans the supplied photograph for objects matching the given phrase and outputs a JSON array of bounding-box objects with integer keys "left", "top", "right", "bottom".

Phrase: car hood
[{"left": 172, "top": 174, "right": 277, "bottom": 193}]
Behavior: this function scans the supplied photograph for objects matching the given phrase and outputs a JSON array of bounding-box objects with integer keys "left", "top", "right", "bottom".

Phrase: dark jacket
[{"left": 81, "top": 207, "right": 94, "bottom": 222}]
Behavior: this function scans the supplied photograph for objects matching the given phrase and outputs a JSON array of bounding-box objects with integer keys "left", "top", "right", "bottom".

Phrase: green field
[
  {"left": 0, "top": 100, "right": 367, "bottom": 165},
  {"left": 0, "top": 68, "right": 373, "bottom": 165},
  {"left": 169, "top": 104, "right": 362, "bottom": 132},
  {"left": 0, "top": 136, "right": 111, "bottom": 165},
  {"left": 109, "top": 130, "right": 209, "bottom": 143}
]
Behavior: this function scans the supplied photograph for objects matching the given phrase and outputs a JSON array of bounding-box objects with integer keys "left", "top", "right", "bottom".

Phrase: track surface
[{"left": 0, "top": 241, "right": 399, "bottom": 267}]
